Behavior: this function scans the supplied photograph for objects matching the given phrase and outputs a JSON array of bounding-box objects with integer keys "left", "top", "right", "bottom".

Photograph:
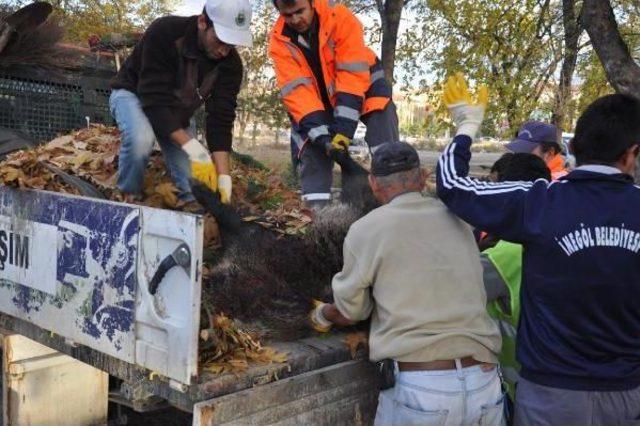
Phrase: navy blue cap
[
  {"left": 371, "top": 142, "right": 420, "bottom": 176},
  {"left": 506, "top": 121, "right": 558, "bottom": 153}
]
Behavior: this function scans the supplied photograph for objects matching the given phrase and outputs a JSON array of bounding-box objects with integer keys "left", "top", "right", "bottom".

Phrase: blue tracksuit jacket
[{"left": 437, "top": 135, "right": 640, "bottom": 391}]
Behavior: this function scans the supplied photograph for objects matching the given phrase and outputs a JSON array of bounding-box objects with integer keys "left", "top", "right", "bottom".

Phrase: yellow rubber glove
[
  {"left": 331, "top": 133, "right": 351, "bottom": 151},
  {"left": 309, "top": 299, "right": 332, "bottom": 333},
  {"left": 217, "top": 174, "right": 232, "bottom": 204},
  {"left": 182, "top": 139, "right": 217, "bottom": 192},
  {"left": 442, "top": 72, "right": 489, "bottom": 138}
]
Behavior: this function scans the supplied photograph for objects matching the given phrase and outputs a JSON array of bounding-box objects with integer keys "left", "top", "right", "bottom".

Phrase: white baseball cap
[{"left": 204, "top": 0, "right": 253, "bottom": 48}]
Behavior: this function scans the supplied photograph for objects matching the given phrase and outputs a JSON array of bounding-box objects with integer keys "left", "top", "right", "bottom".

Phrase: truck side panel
[
  {"left": 0, "top": 188, "right": 203, "bottom": 385},
  {"left": 193, "top": 360, "right": 378, "bottom": 425}
]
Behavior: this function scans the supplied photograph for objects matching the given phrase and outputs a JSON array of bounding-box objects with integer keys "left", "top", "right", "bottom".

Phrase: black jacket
[{"left": 111, "top": 16, "right": 243, "bottom": 151}]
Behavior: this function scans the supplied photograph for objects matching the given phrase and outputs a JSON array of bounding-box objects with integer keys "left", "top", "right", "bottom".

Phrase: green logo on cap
[{"left": 236, "top": 11, "right": 246, "bottom": 27}]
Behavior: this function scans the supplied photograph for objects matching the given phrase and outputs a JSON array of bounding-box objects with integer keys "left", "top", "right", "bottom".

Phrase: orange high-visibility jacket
[
  {"left": 269, "top": 0, "right": 391, "bottom": 144},
  {"left": 547, "top": 154, "right": 568, "bottom": 180}
]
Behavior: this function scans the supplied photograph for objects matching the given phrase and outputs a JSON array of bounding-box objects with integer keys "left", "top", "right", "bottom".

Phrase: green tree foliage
[
  {"left": 5, "top": 0, "right": 175, "bottom": 44},
  {"left": 236, "top": 1, "right": 288, "bottom": 146},
  {"left": 576, "top": 51, "right": 615, "bottom": 114},
  {"left": 55, "top": 0, "right": 176, "bottom": 43},
  {"left": 397, "top": 1, "right": 568, "bottom": 136}
]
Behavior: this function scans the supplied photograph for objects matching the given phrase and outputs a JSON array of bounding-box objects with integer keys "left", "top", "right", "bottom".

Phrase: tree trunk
[
  {"left": 581, "top": 0, "right": 640, "bottom": 182},
  {"left": 251, "top": 121, "right": 258, "bottom": 148},
  {"left": 377, "top": 0, "right": 405, "bottom": 86},
  {"left": 237, "top": 111, "right": 249, "bottom": 145},
  {"left": 552, "top": 0, "right": 581, "bottom": 136},
  {"left": 274, "top": 126, "right": 281, "bottom": 145},
  {"left": 580, "top": 0, "right": 640, "bottom": 97}
]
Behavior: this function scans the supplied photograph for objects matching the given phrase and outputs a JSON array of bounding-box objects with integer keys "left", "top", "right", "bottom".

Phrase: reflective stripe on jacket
[{"left": 268, "top": 0, "right": 391, "bottom": 142}]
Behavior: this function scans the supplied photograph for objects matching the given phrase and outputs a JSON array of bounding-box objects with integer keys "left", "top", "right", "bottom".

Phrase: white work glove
[
  {"left": 182, "top": 138, "right": 217, "bottom": 192},
  {"left": 217, "top": 174, "right": 232, "bottom": 204},
  {"left": 442, "top": 72, "right": 489, "bottom": 138},
  {"left": 309, "top": 300, "right": 332, "bottom": 333}
]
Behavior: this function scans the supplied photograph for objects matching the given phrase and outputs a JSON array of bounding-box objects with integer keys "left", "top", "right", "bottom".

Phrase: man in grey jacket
[{"left": 310, "top": 142, "right": 503, "bottom": 425}]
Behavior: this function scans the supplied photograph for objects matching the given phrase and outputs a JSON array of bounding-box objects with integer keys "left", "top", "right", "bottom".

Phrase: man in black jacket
[{"left": 110, "top": 0, "right": 252, "bottom": 203}]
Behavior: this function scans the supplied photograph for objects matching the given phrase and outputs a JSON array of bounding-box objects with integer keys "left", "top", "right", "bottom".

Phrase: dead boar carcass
[{"left": 194, "top": 156, "right": 378, "bottom": 339}]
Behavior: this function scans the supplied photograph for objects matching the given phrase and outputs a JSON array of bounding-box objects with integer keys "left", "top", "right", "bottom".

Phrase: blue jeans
[
  {"left": 374, "top": 362, "right": 505, "bottom": 426},
  {"left": 109, "top": 89, "right": 193, "bottom": 200}
]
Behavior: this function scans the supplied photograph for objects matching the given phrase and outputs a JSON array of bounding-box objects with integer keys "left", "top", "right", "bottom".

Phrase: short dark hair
[
  {"left": 490, "top": 153, "right": 514, "bottom": 176},
  {"left": 572, "top": 94, "right": 640, "bottom": 166},
  {"left": 273, "top": 0, "right": 309, "bottom": 8},
  {"left": 538, "top": 141, "right": 562, "bottom": 156},
  {"left": 202, "top": 7, "right": 213, "bottom": 28},
  {"left": 498, "top": 153, "right": 551, "bottom": 182}
]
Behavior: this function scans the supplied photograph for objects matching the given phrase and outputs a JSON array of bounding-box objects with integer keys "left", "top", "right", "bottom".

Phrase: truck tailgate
[{"left": 0, "top": 187, "right": 203, "bottom": 385}]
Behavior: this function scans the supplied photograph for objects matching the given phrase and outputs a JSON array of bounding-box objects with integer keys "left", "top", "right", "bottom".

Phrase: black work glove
[{"left": 312, "top": 135, "right": 350, "bottom": 166}]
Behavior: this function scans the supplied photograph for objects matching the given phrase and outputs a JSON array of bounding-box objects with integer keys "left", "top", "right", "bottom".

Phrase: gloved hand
[
  {"left": 442, "top": 72, "right": 489, "bottom": 138},
  {"left": 182, "top": 138, "right": 217, "bottom": 192},
  {"left": 217, "top": 174, "right": 232, "bottom": 204},
  {"left": 324, "top": 134, "right": 351, "bottom": 165},
  {"left": 330, "top": 133, "right": 350, "bottom": 152},
  {"left": 309, "top": 299, "right": 332, "bottom": 333}
]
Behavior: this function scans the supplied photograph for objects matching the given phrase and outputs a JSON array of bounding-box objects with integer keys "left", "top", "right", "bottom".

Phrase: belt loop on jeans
[{"left": 455, "top": 358, "right": 463, "bottom": 373}]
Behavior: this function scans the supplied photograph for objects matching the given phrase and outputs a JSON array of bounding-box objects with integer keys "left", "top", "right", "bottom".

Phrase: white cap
[{"left": 204, "top": 0, "right": 253, "bottom": 48}]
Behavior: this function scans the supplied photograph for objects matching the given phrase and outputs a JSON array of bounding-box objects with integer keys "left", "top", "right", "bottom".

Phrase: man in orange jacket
[
  {"left": 269, "top": 0, "right": 398, "bottom": 207},
  {"left": 506, "top": 121, "right": 568, "bottom": 180}
]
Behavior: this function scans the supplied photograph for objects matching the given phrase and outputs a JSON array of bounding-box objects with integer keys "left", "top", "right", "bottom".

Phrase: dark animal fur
[
  {"left": 193, "top": 156, "right": 377, "bottom": 339},
  {"left": 0, "top": 10, "right": 75, "bottom": 71}
]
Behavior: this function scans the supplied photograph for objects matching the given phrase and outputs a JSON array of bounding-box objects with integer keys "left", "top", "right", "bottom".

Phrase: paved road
[{"left": 419, "top": 151, "right": 502, "bottom": 174}]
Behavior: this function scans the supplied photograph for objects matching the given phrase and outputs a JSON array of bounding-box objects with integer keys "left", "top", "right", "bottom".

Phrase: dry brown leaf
[
  {"left": 72, "top": 141, "right": 88, "bottom": 150},
  {"left": 102, "top": 155, "right": 116, "bottom": 166},
  {"left": 143, "top": 194, "right": 165, "bottom": 208},
  {"left": 201, "top": 265, "right": 213, "bottom": 280},
  {"left": 23, "top": 176, "right": 49, "bottom": 188},
  {"left": 200, "top": 329, "right": 212, "bottom": 342},
  {"left": 155, "top": 182, "right": 179, "bottom": 208},
  {"left": 344, "top": 332, "right": 368, "bottom": 359},
  {"left": 228, "top": 359, "right": 249, "bottom": 371},
  {"left": 72, "top": 152, "right": 94, "bottom": 168},
  {"left": 199, "top": 313, "right": 287, "bottom": 375},
  {"left": 203, "top": 215, "right": 221, "bottom": 248},
  {"left": 203, "top": 364, "right": 226, "bottom": 374},
  {"left": 89, "top": 156, "right": 103, "bottom": 170},
  {"left": 46, "top": 135, "right": 75, "bottom": 149},
  {"left": 2, "top": 168, "right": 22, "bottom": 182}
]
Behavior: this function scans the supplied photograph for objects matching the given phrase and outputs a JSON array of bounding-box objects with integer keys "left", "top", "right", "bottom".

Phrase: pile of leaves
[
  {"left": 230, "top": 157, "right": 315, "bottom": 237},
  {"left": 0, "top": 125, "right": 310, "bottom": 373},
  {"left": 0, "top": 125, "right": 313, "bottom": 246},
  {"left": 199, "top": 311, "right": 287, "bottom": 375}
]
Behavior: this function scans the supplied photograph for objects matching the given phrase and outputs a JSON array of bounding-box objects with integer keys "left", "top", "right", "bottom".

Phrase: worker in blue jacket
[{"left": 437, "top": 73, "right": 640, "bottom": 425}]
